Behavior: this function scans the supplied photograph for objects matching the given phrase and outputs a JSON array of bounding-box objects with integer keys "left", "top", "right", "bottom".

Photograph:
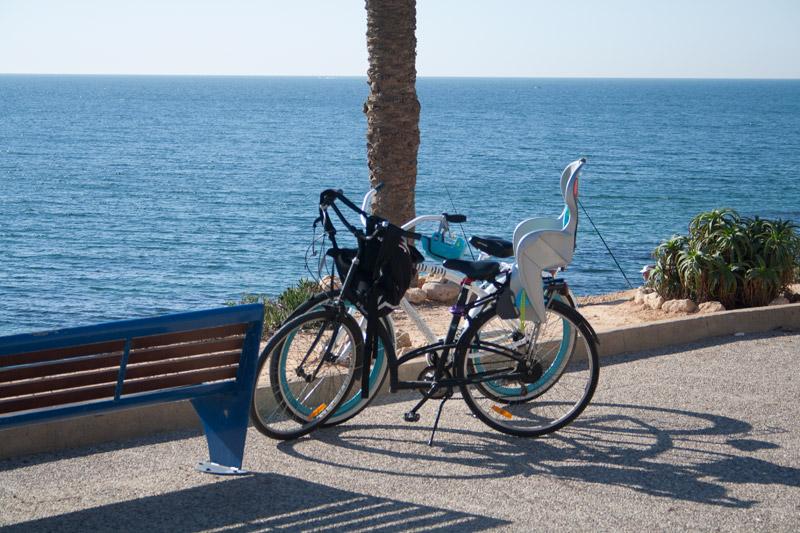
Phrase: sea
[{"left": 1, "top": 75, "right": 799, "bottom": 335}]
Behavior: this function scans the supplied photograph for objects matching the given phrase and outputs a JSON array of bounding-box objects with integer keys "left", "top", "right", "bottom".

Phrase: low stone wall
[
  {"left": 2, "top": 303, "right": 798, "bottom": 460},
  {"left": 594, "top": 302, "right": 800, "bottom": 358}
]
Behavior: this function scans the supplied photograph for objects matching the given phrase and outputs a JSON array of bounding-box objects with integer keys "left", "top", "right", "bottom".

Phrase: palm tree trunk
[{"left": 364, "top": 0, "right": 420, "bottom": 226}]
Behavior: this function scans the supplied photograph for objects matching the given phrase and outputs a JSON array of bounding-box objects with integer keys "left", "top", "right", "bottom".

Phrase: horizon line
[{"left": 1, "top": 72, "right": 799, "bottom": 81}]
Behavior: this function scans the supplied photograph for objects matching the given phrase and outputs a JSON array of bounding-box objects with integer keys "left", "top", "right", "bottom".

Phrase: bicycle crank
[{"left": 417, "top": 365, "right": 450, "bottom": 399}]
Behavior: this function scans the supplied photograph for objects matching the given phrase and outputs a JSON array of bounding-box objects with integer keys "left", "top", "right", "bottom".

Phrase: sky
[{"left": 1, "top": 0, "right": 798, "bottom": 78}]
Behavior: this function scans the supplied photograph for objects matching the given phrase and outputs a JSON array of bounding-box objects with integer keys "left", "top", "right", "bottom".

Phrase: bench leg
[{"left": 191, "top": 391, "right": 251, "bottom": 475}]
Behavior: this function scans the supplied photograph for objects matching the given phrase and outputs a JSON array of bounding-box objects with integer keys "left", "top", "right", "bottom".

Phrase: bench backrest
[{"left": 0, "top": 304, "right": 264, "bottom": 428}]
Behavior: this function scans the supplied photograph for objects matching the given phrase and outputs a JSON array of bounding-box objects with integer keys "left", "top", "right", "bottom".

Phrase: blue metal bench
[{"left": 0, "top": 304, "right": 264, "bottom": 475}]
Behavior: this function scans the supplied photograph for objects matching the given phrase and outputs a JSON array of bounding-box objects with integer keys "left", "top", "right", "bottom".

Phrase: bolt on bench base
[{"left": 196, "top": 461, "right": 248, "bottom": 475}]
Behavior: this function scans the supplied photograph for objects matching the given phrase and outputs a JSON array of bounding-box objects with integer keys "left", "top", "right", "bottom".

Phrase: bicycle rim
[
  {"left": 456, "top": 300, "right": 598, "bottom": 437},
  {"left": 323, "top": 319, "right": 391, "bottom": 426},
  {"left": 472, "top": 293, "right": 576, "bottom": 401},
  {"left": 284, "top": 290, "right": 391, "bottom": 425},
  {"left": 250, "top": 309, "right": 361, "bottom": 440}
]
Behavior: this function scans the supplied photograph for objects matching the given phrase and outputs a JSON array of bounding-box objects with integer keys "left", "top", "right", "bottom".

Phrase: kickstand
[{"left": 427, "top": 396, "right": 449, "bottom": 447}]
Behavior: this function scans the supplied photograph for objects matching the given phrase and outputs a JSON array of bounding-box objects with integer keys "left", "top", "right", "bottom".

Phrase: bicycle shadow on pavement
[
  {"left": 1, "top": 472, "right": 509, "bottom": 532},
  {"left": 277, "top": 402, "right": 799, "bottom": 509}
]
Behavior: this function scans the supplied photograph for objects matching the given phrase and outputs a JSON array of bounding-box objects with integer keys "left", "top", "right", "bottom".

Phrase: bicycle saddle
[
  {"left": 469, "top": 235, "right": 513, "bottom": 258},
  {"left": 442, "top": 259, "right": 501, "bottom": 281}
]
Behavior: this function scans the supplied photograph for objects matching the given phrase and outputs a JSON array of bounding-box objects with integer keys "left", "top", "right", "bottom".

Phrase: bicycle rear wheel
[
  {"left": 455, "top": 299, "right": 598, "bottom": 437},
  {"left": 471, "top": 292, "right": 577, "bottom": 403},
  {"left": 250, "top": 308, "right": 361, "bottom": 440}
]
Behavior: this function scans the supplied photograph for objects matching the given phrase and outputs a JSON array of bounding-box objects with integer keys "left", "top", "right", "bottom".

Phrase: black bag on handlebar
[
  {"left": 327, "top": 222, "right": 423, "bottom": 318},
  {"left": 318, "top": 193, "right": 423, "bottom": 399}
]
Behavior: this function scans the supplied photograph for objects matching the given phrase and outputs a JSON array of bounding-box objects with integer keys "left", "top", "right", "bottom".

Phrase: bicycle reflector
[{"left": 491, "top": 405, "right": 513, "bottom": 419}]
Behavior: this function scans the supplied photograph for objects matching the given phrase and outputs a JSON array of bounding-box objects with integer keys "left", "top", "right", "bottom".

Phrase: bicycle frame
[
  {"left": 354, "top": 185, "right": 577, "bottom": 346},
  {"left": 317, "top": 187, "right": 590, "bottom": 395},
  {"left": 390, "top": 276, "right": 585, "bottom": 390},
  {"left": 388, "top": 280, "right": 501, "bottom": 393},
  {"left": 254, "top": 185, "right": 599, "bottom": 445}
]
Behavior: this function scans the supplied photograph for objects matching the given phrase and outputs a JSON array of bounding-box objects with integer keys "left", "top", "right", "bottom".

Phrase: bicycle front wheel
[
  {"left": 454, "top": 299, "right": 598, "bottom": 438},
  {"left": 283, "top": 289, "right": 392, "bottom": 426},
  {"left": 250, "top": 308, "right": 362, "bottom": 440}
]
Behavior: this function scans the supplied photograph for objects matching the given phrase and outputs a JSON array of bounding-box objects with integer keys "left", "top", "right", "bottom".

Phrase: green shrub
[
  {"left": 647, "top": 209, "right": 800, "bottom": 308},
  {"left": 225, "top": 278, "right": 319, "bottom": 337}
]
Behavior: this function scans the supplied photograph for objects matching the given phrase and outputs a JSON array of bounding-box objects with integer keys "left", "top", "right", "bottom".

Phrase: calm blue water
[{"left": 1, "top": 75, "right": 799, "bottom": 335}]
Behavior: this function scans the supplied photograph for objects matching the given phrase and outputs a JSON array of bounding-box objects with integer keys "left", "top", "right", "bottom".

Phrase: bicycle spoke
[
  {"left": 456, "top": 299, "right": 597, "bottom": 437},
  {"left": 250, "top": 309, "right": 361, "bottom": 440}
]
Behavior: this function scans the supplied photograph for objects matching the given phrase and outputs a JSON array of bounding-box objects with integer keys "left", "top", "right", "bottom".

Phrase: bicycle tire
[
  {"left": 250, "top": 308, "right": 362, "bottom": 440},
  {"left": 284, "top": 290, "right": 391, "bottom": 426},
  {"left": 472, "top": 291, "right": 577, "bottom": 403},
  {"left": 454, "top": 299, "right": 598, "bottom": 438}
]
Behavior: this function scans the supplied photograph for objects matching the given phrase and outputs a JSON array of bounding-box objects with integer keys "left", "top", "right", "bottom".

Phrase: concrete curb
[
  {"left": 2, "top": 303, "right": 798, "bottom": 460},
  {"left": 593, "top": 302, "right": 800, "bottom": 358}
]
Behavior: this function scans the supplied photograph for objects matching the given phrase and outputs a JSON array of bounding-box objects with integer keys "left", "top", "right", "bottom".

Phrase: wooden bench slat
[
  {"left": 0, "top": 368, "right": 119, "bottom": 400},
  {"left": 0, "top": 340, "right": 125, "bottom": 369},
  {"left": 0, "top": 352, "right": 242, "bottom": 400},
  {"left": 128, "top": 337, "right": 244, "bottom": 365},
  {"left": 126, "top": 351, "right": 241, "bottom": 380},
  {"left": 122, "top": 366, "right": 238, "bottom": 395},
  {"left": 0, "top": 366, "right": 238, "bottom": 415},
  {"left": 0, "top": 353, "right": 123, "bottom": 384},
  {"left": 0, "top": 383, "right": 116, "bottom": 415},
  {"left": 131, "top": 324, "right": 248, "bottom": 350},
  {"left": 0, "top": 336, "right": 246, "bottom": 385}
]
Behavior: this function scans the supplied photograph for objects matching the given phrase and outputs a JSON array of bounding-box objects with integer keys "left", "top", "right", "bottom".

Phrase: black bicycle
[{"left": 250, "top": 190, "right": 599, "bottom": 443}]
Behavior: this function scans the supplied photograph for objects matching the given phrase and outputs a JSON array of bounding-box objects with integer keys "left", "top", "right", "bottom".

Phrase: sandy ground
[
  {"left": 392, "top": 284, "right": 800, "bottom": 349},
  {"left": 575, "top": 289, "right": 685, "bottom": 331}
]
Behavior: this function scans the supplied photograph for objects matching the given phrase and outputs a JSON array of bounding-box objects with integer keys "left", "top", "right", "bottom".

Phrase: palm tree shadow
[{"left": 277, "top": 402, "right": 798, "bottom": 509}]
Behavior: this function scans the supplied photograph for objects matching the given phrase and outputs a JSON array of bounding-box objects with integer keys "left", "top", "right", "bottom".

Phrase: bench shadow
[
  {"left": 2, "top": 472, "right": 509, "bottom": 532},
  {"left": 0, "top": 428, "right": 206, "bottom": 473},
  {"left": 277, "top": 402, "right": 799, "bottom": 509}
]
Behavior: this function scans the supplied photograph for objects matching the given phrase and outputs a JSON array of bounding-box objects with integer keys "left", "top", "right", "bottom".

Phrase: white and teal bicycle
[{"left": 251, "top": 159, "right": 596, "bottom": 441}]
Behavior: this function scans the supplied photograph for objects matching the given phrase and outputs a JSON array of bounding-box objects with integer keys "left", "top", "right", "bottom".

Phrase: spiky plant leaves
[
  {"left": 706, "top": 254, "right": 741, "bottom": 308},
  {"left": 650, "top": 208, "right": 799, "bottom": 308},
  {"left": 677, "top": 244, "right": 710, "bottom": 301},
  {"left": 648, "top": 235, "right": 688, "bottom": 299},
  {"left": 743, "top": 257, "right": 781, "bottom": 307},
  {"left": 225, "top": 279, "right": 319, "bottom": 337},
  {"left": 689, "top": 208, "right": 740, "bottom": 244}
]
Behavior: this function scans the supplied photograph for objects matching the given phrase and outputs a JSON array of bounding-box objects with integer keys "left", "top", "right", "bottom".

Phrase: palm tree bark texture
[{"left": 364, "top": 0, "right": 421, "bottom": 226}]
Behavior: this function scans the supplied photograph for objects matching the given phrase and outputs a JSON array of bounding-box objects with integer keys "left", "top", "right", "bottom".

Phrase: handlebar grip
[
  {"left": 443, "top": 213, "right": 467, "bottom": 224},
  {"left": 319, "top": 189, "right": 339, "bottom": 208}
]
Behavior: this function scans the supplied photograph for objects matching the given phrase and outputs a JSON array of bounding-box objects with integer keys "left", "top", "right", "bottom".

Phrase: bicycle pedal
[{"left": 403, "top": 412, "right": 421, "bottom": 423}]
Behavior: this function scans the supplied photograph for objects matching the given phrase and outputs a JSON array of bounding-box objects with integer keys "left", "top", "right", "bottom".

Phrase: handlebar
[
  {"left": 318, "top": 188, "right": 422, "bottom": 241},
  {"left": 357, "top": 185, "right": 466, "bottom": 232}
]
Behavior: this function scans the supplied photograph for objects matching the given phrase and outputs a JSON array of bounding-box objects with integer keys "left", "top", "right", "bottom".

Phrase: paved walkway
[{"left": 1, "top": 330, "right": 799, "bottom": 531}]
